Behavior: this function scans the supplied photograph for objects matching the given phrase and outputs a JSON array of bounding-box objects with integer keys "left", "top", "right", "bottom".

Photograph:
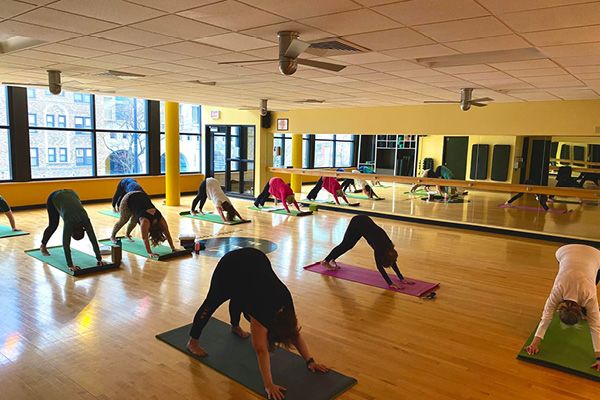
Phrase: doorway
[{"left": 442, "top": 136, "right": 469, "bottom": 180}]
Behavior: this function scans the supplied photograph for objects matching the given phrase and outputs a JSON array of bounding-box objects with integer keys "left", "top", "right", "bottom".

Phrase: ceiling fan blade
[
  {"left": 470, "top": 102, "right": 488, "bottom": 107},
  {"left": 470, "top": 97, "right": 493, "bottom": 102},
  {"left": 423, "top": 101, "right": 461, "bottom": 104},
  {"left": 284, "top": 38, "right": 310, "bottom": 59},
  {"left": 2, "top": 82, "right": 48, "bottom": 88},
  {"left": 218, "top": 59, "right": 278, "bottom": 65},
  {"left": 238, "top": 107, "right": 259, "bottom": 110},
  {"left": 296, "top": 58, "right": 346, "bottom": 72}
]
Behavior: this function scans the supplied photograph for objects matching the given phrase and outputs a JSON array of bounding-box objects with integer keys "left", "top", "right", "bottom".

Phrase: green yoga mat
[
  {"left": 404, "top": 191, "right": 428, "bottom": 196},
  {"left": 0, "top": 225, "right": 29, "bottom": 238},
  {"left": 99, "top": 238, "right": 192, "bottom": 261},
  {"left": 180, "top": 211, "right": 251, "bottom": 225},
  {"left": 518, "top": 313, "right": 600, "bottom": 381},
  {"left": 345, "top": 194, "right": 385, "bottom": 201},
  {"left": 25, "top": 246, "right": 118, "bottom": 276},
  {"left": 375, "top": 185, "right": 391, "bottom": 188},
  {"left": 304, "top": 199, "right": 360, "bottom": 207},
  {"left": 157, "top": 318, "right": 357, "bottom": 400},
  {"left": 99, "top": 210, "right": 120, "bottom": 218},
  {"left": 248, "top": 206, "right": 313, "bottom": 216}
]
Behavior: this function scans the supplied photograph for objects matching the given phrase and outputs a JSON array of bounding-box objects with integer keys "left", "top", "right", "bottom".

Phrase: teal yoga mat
[
  {"left": 157, "top": 318, "right": 357, "bottom": 400},
  {"left": 375, "top": 185, "right": 391, "bottom": 188},
  {"left": 248, "top": 206, "right": 313, "bottom": 216},
  {"left": 345, "top": 194, "right": 385, "bottom": 201},
  {"left": 0, "top": 225, "right": 29, "bottom": 238},
  {"left": 99, "top": 238, "right": 192, "bottom": 261},
  {"left": 517, "top": 313, "right": 600, "bottom": 381},
  {"left": 99, "top": 210, "right": 120, "bottom": 218},
  {"left": 303, "top": 199, "right": 360, "bottom": 207},
  {"left": 180, "top": 211, "right": 251, "bottom": 225},
  {"left": 25, "top": 246, "right": 118, "bottom": 276}
]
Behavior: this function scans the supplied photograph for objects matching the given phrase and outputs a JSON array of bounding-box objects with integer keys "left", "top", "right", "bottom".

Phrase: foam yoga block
[
  {"left": 518, "top": 313, "right": 600, "bottom": 381},
  {"left": 179, "top": 211, "right": 251, "bottom": 225},
  {"left": 498, "top": 204, "right": 567, "bottom": 214},
  {"left": 304, "top": 199, "right": 360, "bottom": 207},
  {"left": 0, "top": 225, "right": 29, "bottom": 238},
  {"left": 345, "top": 194, "right": 385, "bottom": 201},
  {"left": 156, "top": 318, "right": 357, "bottom": 400},
  {"left": 99, "top": 210, "right": 120, "bottom": 218},
  {"left": 304, "top": 262, "right": 439, "bottom": 297},
  {"left": 99, "top": 238, "right": 192, "bottom": 260},
  {"left": 248, "top": 206, "right": 313, "bottom": 216},
  {"left": 25, "top": 246, "right": 118, "bottom": 276}
]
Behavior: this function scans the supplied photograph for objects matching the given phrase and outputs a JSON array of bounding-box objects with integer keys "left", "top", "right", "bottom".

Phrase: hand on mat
[
  {"left": 308, "top": 361, "right": 329, "bottom": 373},
  {"left": 149, "top": 252, "right": 160, "bottom": 258},
  {"left": 592, "top": 360, "right": 600, "bottom": 371},
  {"left": 265, "top": 384, "right": 286, "bottom": 400},
  {"left": 68, "top": 264, "right": 81, "bottom": 272},
  {"left": 389, "top": 283, "right": 405, "bottom": 290},
  {"left": 400, "top": 279, "right": 415, "bottom": 285},
  {"left": 97, "top": 260, "right": 107, "bottom": 266},
  {"left": 12, "top": 228, "right": 22, "bottom": 232},
  {"left": 524, "top": 344, "right": 539, "bottom": 355}
]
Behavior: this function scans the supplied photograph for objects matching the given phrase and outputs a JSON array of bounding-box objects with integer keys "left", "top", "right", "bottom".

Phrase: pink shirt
[
  {"left": 269, "top": 178, "right": 296, "bottom": 213},
  {"left": 322, "top": 177, "right": 341, "bottom": 195}
]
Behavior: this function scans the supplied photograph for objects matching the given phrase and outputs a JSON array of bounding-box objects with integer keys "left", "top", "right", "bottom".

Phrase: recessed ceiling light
[
  {"left": 416, "top": 48, "right": 545, "bottom": 68},
  {"left": 0, "top": 36, "right": 46, "bottom": 54}
]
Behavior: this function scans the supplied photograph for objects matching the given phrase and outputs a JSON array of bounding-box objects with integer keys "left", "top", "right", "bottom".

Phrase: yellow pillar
[
  {"left": 165, "top": 102, "right": 180, "bottom": 206},
  {"left": 291, "top": 133, "right": 302, "bottom": 193}
]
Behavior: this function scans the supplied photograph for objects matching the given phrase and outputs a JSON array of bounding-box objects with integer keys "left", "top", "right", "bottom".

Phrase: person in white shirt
[
  {"left": 352, "top": 170, "right": 380, "bottom": 199},
  {"left": 524, "top": 244, "right": 600, "bottom": 371},
  {"left": 191, "top": 178, "right": 247, "bottom": 224}
]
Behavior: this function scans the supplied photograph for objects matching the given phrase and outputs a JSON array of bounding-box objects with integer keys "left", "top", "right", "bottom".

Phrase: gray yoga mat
[{"left": 156, "top": 318, "right": 357, "bottom": 400}]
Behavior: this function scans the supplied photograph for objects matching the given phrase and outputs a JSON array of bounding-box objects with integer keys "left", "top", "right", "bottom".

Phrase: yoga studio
[{"left": 1, "top": 1, "right": 599, "bottom": 399}]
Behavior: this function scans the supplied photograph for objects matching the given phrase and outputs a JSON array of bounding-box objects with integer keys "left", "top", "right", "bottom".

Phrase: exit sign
[{"left": 210, "top": 110, "right": 220, "bottom": 119}]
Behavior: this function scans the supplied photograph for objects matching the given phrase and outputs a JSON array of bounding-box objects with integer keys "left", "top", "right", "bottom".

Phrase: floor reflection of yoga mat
[
  {"left": 375, "top": 185, "right": 391, "bottom": 188},
  {"left": 304, "top": 199, "right": 360, "bottom": 207},
  {"left": 498, "top": 204, "right": 567, "bottom": 214},
  {"left": 156, "top": 318, "right": 357, "bottom": 400},
  {"left": 99, "top": 210, "right": 120, "bottom": 218},
  {"left": 304, "top": 262, "right": 439, "bottom": 297},
  {"left": 25, "top": 246, "right": 118, "bottom": 276},
  {"left": 404, "top": 191, "right": 428, "bottom": 196},
  {"left": 249, "top": 206, "right": 313, "bottom": 216},
  {"left": 421, "top": 198, "right": 470, "bottom": 204},
  {"left": 552, "top": 200, "right": 597, "bottom": 206},
  {"left": 0, "top": 224, "right": 29, "bottom": 238},
  {"left": 345, "top": 194, "right": 385, "bottom": 201},
  {"left": 179, "top": 211, "right": 251, "bottom": 225},
  {"left": 517, "top": 313, "right": 600, "bottom": 382},
  {"left": 99, "top": 238, "right": 192, "bottom": 261}
]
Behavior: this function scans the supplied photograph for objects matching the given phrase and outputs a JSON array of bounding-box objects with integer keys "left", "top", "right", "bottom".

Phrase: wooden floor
[
  {"left": 0, "top": 195, "right": 598, "bottom": 399},
  {"left": 300, "top": 182, "right": 600, "bottom": 242}
]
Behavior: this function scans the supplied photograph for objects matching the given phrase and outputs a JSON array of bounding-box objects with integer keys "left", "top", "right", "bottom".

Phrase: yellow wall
[{"left": 1, "top": 174, "right": 204, "bottom": 208}]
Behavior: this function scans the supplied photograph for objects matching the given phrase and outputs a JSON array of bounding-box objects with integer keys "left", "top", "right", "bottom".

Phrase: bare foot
[
  {"left": 40, "top": 245, "right": 50, "bottom": 256},
  {"left": 187, "top": 338, "right": 208, "bottom": 356},
  {"left": 126, "top": 236, "right": 135, "bottom": 242},
  {"left": 231, "top": 326, "right": 250, "bottom": 339},
  {"left": 321, "top": 260, "right": 337, "bottom": 271},
  {"left": 110, "top": 237, "right": 117, "bottom": 244},
  {"left": 331, "top": 260, "right": 340, "bottom": 270}
]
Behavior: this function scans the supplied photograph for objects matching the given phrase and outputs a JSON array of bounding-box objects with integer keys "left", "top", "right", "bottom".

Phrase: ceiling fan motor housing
[
  {"left": 278, "top": 31, "right": 299, "bottom": 75},
  {"left": 47, "top": 70, "right": 62, "bottom": 95}
]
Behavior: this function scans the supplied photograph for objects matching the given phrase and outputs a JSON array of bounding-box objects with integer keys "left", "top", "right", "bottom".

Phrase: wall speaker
[{"left": 261, "top": 111, "right": 271, "bottom": 129}]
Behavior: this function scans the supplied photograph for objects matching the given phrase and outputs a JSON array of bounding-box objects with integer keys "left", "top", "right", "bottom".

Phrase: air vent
[
  {"left": 97, "top": 70, "right": 145, "bottom": 79},
  {"left": 595, "top": 126, "right": 600, "bottom": 134},
  {"left": 305, "top": 38, "right": 369, "bottom": 57}
]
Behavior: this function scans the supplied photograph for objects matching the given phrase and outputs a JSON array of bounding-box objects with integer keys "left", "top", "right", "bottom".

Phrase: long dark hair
[
  {"left": 381, "top": 244, "right": 398, "bottom": 268},
  {"left": 148, "top": 223, "right": 166, "bottom": 247},
  {"left": 267, "top": 310, "right": 300, "bottom": 353},
  {"left": 221, "top": 201, "right": 236, "bottom": 222}
]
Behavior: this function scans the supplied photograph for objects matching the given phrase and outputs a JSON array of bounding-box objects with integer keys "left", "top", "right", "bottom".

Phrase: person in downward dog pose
[
  {"left": 409, "top": 168, "right": 439, "bottom": 194},
  {"left": 190, "top": 177, "right": 247, "bottom": 223},
  {"left": 504, "top": 180, "right": 549, "bottom": 211},
  {"left": 188, "top": 248, "right": 329, "bottom": 400},
  {"left": 352, "top": 170, "right": 380, "bottom": 199},
  {"left": 321, "top": 215, "right": 414, "bottom": 289},
  {"left": 254, "top": 177, "right": 301, "bottom": 214},
  {"left": 111, "top": 178, "right": 145, "bottom": 213},
  {"left": 524, "top": 244, "right": 600, "bottom": 371},
  {"left": 0, "top": 195, "right": 21, "bottom": 231},
  {"left": 307, "top": 176, "right": 351, "bottom": 205}
]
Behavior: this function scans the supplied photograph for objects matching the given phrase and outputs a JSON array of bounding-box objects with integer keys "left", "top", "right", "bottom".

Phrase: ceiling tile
[
  {"left": 343, "top": 0, "right": 398, "bottom": 6},
  {"left": 131, "top": 15, "right": 229, "bottom": 40},
  {"left": 476, "top": 0, "right": 592, "bottom": 14},
  {"left": 343, "top": 28, "right": 433, "bottom": 51},
  {"left": 345, "top": 72, "right": 394, "bottom": 81},
  {"left": 94, "top": 27, "right": 180, "bottom": 47},
  {"left": 91, "top": 54, "right": 153, "bottom": 66},
  {"left": 178, "top": 1, "right": 287, "bottom": 31},
  {"left": 410, "top": 74, "right": 464, "bottom": 83},
  {"left": 455, "top": 71, "right": 513, "bottom": 80},
  {"left": 434, "top": 64, "right": 497, "bottom": 74},
  {"left": 498, "top": 3, "right": 600, "bottom": 33},
  {"left": 511, "top": 91, "right": 560, "bottom": 101},
  {"left": 364, "top": 60, "right": 424, "bottom": 72},
  {"left": 299, "top": 9, "right": 401, "bottom": 36},
  {"left": 553, "top": 55, "right": 600, "bottom": 67},
  {"left": 550, "top": 88, "right": 600, "bottom": 100},
  {"left": 310, "top": 76, "right": 357, "bottom": 84},
  {"left": 521, "top": 74, "right": 583, "bottom": 86},
  {"left": 124, "top": 0, "right": 219, "bottom": 13},
  {"left": 390, "top": 69, "right": 445, "bottom": 78},
  {"left": 523, "top": 25, "right": 600, "bottom": 47},
  {"left": 241, "top": 22, "right": 332, "bottom": 42},
  {"left": 374, "top": 0, "right": 489, "bottom": 26},
  {"left": 155, "top": 41, "right": 230, "bottom": 57},
  {"left": 195, "top": 33, "right": 274, "bottom": 51},
  {"left": 508, "top": 67, "right": 569, "bottom": 78},
  {"left": 329, "top": 52, "right": 398, "bottom": 64},
  {"left": 573, "top": 72, "right": 600, "bottom": 80},
  {"left": 14, "top": 8, "right": 118, "bottom": 35},
  {"left": 0, "top": 1, "right": 35, "bottom": 19},
  {"left": 13, "top": 49, "right": 79, "bottom": 63},
  {"left": 61, "top": 37, "right": 142, "bottom": 53},
  {"left": 566, "top": 65, "right": 600, "bottom": 74},
  {"left": 383, "top": 44, "right": 458, "bottom": 60},
  {"left": 126, "top": 48, "right": 193, "bottom": 62},
  {"left": 0, "top": 20, "right": 77, "bottom": 42},
  {"left": 539, "top": 43, "right": 600, "bottom": 58},
  {"left": 489, "top": 59, "right": 558, "bottom": 71},
  {"left": 414, "top": 16, "right": 511, "bottom": 42},
  {"left": 445, "top": 35, "right": 531, "bottom": 53},
  {"left": 237, "top": 0, "right": 360, "bottom": 20},
  {"left": 374, "top": 78, "right": 433, "bottom": 90},
  {"left": 27, "top": 43, "right": 109, "bottom": 58},
  {"left": 49, "top": 0, "right": 165, "bottom": 24}
]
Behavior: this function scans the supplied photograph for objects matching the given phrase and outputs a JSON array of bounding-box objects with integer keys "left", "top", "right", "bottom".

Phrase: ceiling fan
[
  {"left": 238, "top": 99, "right": 287, "bottom": 116},
  {"left": 424, "top": 88, "right": 493, "bottom": 111},
  {"left": 1, "top": 70, "right": 87, "bottom": 95},
  {"left": 219, "top": 31, "right": 346, "bottom": 76}
]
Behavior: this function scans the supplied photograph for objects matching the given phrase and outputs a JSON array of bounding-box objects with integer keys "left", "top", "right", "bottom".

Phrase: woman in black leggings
[
  {"left": 187, "top": 248, "right": 328, "bottom": 400},
  {"left": 111, "top": 178, "right": 145, "bottom": 212},
  {"left": 505, "top": 180, "right": 549, "bottom": 211},
  {"left": 321, "top": 215, "right": 414, "bottom": 289}
]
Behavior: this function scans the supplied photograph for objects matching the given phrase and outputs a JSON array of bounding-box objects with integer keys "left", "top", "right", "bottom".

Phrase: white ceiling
[{"left": 1, "top": 0, "right": 600, "bottom": 110}]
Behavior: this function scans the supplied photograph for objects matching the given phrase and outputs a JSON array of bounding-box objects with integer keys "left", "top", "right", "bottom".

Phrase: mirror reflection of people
[
  {"left": 504, "top": 180, "right": 549, "bottom": 211},
  {"left": 548, "top": 166, "right": 584, "bottom": 204},
  {"left": 190, "top": 178, "right": 247, "bottom": 223},
  {"left": 351, "top": 170, "right": 380, "bottom": 199},
  {"left": 307, "top": 177, "right": 351, "bottom": 205},
  {"left": 187, "top": 248, "right": 329, "bottom": 400},
  {"left": 254, "top": 177, "right": 301, "bottom": 214},
  {"left": 524, "top": 244, "right": 600, "bottom": 372},
  {"left": 111, "top": 178, "right": 145, "bottom": 213},
  {"left": 409, "top": 169, "right": 439, "bottom": 194},
  {"left": 434, "top": 165, "right": 457, "bottom": 198},
  {"left": 0, "top": 195, "right": 21, "bottom": 231}
]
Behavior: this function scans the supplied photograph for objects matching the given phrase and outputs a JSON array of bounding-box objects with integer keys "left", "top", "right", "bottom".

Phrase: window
[
  {"left": 96, "top": 132, "right": 148, "bottom": 176},
  {"left": 74, "top": 93, "right": 91, "bottom": 103},
  {"left": 74, "top": 116, "right": 91, "bottom": 128},
  {"left": 334, "top": 134, "right": 355, "bottom": 167},
  {"left": 0, "top": 129, "right": 9, "bottom": 180},
  {"left": 28, "top": 113, "right": 37, "bottom": 126},
  {"left": 48, "top": 148, "right": 56, "bottom": 163},
  {"left": 46, "top": 115, "right": 55, "bottom": 127},
  {"left": 76, "top": 148, "right": 92, "bottom": 166},
  {"left": 58, "top": 115, "right": 66, "bottom": 128},
  {"left": 158, "top": 101, "right": 202, "bottom": 174},
  {"left": 59, "top": 147, "right": 67, "bottom": 163},
  {"left": 159, "top": 134, "right": 201, "bottom": 173},
  {"left": 95, "top": 95, "right": 147, "bottom": 131},
  {"left": 30, "top": 148, "right": 39, "bottom": 167},
  {"left": 159, "top": 102, "right": 201, "bottom": 133},
  {"left": 45, "top": 89, "right": 64, "bottom": 97},
  {"left": 27, "top": 88, "right": 36, "bottom": 98}
]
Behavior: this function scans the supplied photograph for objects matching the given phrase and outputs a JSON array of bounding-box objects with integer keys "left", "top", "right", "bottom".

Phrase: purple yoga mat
[
  {"left": 497, "top": 204, "right": 567, "bottom": 214},
  {"left": 304, "top": 262, "right": 439, "bottom": 297}
]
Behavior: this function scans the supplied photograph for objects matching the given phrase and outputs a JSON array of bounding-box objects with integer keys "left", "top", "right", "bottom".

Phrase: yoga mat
[
  {"left": 0, "top": 225, "right": 29, "bottom": 238},
  {"left": 375, "top": 185, "right": 391, "bottom": 188},
  {"left": 420, "top": 198, "right": 470, "bottom": 204},
  {"left": 25, "top": 246, "right": 118, "bottom": 276},
  {"left": 249, "top": 206, "right": 313, "bottom": 216},
  {"left": 99, "top": 238, "right": 193, "bottom": 261},
  {"left": 304, "top": 199, "right": 360, "bottom": 207},
  {"left": 404, "top": 191, "right": 428, "bottom": 196},
  {"left": 99, "top": 210, "right": 120, "bottom": 218},
  {"left": 179, "top": 211, "right": 251, "bottom": 225},
  {"left": 345, "top": 194, "right": 385, "bottom": 201},
  {"left": 517, "top": 313, "right": 600, "bottom": 382},
  {"left": 498, "top": 204, "right": 567, "bottom": 214},
  {"left": 553, "top": 200, "right": 597, "bottom": 206},
  {"left": 304, "top": 262, "right": 439, "bottom": 297},
  {"left": 156, "top": 318, "right": 357, "bottom": 400}
]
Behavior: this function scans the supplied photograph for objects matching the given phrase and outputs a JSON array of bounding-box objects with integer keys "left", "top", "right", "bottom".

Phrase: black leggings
[
  {"left": 325, "top": 216, "right": 364, "bottom": 262},
  {"left": 41, "top": 190, "right": 60, "bottom": 245},
  {"left": 597, "top": 270, "right": 600, "bottom": 285},
  {"left": 507, "top": 192, "right": 549, "bottom": 211},
  {"left": 191, "top": 180, "right": 207, "bottom": 211},
  {"left": 254, "top": 181, "right": 271, "bottom": 207},
  {"left": 341, "top": 179, "right": 353, "bottom": 192},
  {"left": 579, "top": 173, "right": 600, "bottom": 187},
  {"left": 307, "top": 177, "right": 323, "bottom": 200}
]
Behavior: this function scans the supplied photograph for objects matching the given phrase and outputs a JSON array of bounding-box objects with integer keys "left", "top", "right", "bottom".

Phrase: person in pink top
[
  {"left": 307, "top": 177, "right": 351, "bottom": 205},
  {"left": 254, "top": 177, "right": 301, "bottom": 214}
]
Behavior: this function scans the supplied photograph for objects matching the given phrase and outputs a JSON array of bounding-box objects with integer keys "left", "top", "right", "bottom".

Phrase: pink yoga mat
[
  {"left": 497, "top": 204, "right": 567, "bottom": 214},
  {"left": 304, "top": 262, "right": 439, "bottom": 297}
]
